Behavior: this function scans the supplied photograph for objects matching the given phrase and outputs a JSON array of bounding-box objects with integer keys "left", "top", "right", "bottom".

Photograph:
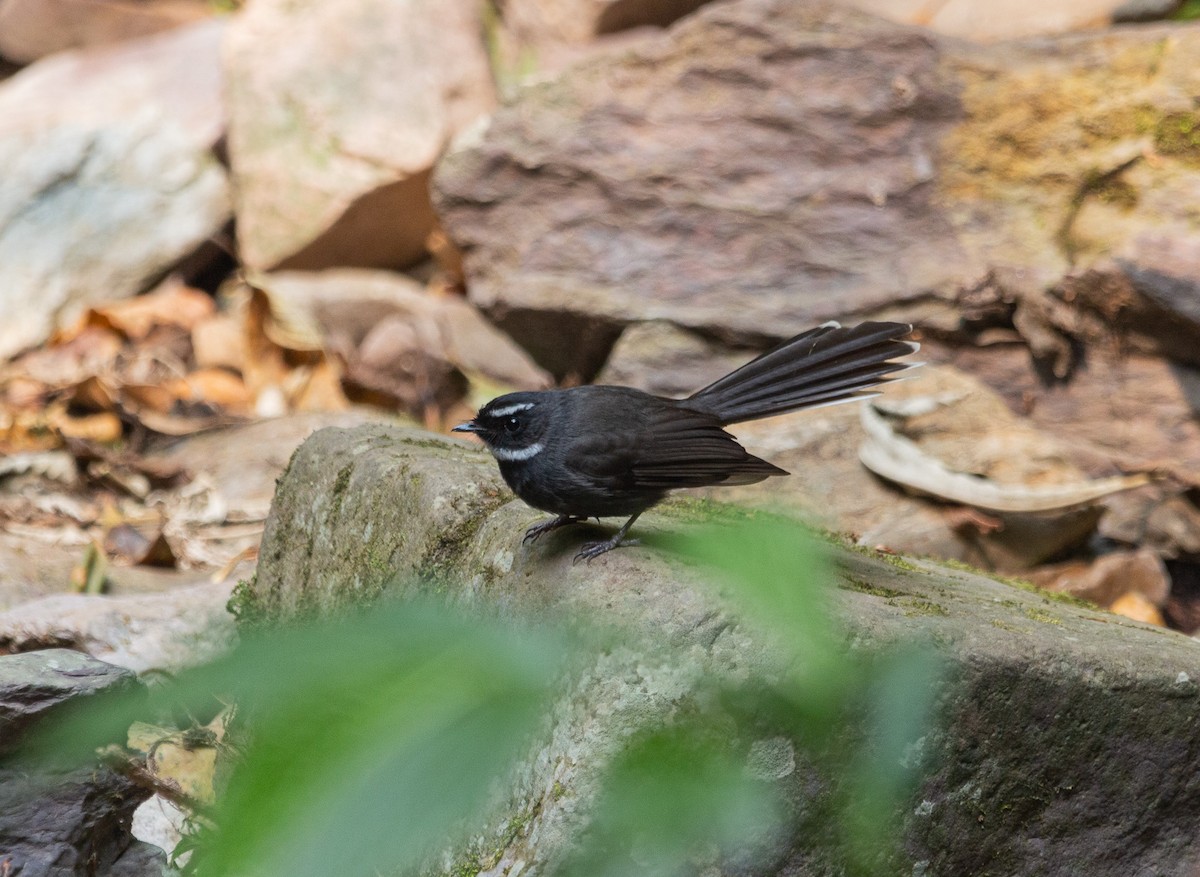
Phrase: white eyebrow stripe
[
  {"left": 489, "top": 402, "right": 534, "bottom": 418},
  {"left": 490, "top": 442, "right": 544, "bottom": 462}
]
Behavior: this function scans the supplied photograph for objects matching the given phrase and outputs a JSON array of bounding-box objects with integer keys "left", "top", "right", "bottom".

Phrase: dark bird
[{"left": 454, "top": 321, "right": 918, "bottom": 562}]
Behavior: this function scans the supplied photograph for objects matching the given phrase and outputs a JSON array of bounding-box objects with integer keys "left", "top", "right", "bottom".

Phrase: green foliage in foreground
[{"left": 18, "top": 516, "right": 941, "bottom": 877}]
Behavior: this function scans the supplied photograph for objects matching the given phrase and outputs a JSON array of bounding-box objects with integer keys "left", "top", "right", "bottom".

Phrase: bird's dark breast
[{"left": 497, "top": 457, "right": 663, "bottom": 518}]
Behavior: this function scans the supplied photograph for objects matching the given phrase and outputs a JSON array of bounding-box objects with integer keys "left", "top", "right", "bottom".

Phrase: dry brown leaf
[
  {"left": 241, "top": 287, "right": 292, "bottom": 404},
  {"left": 22, "top": 326, "right": 124, "bottom": 387},
  {"left": 192, "top": 313, "right": 247, "bottom": 372},
  {"left": 130, "top": 408, "right": 235, "bottom": 437},
  {"left": 71, "top": 376, "right": 120, "bottom": 412},
  {"left": 85, "top": 281, "right": 215, "bottom": 341},
  {"left": 1109, "top": 591, "right": 1165, "bottom": 627},
  {"left": 2, "top": 375, "right": 48, "bottom": 409},
  {"left": 212, "top": 544, "right": 259, "bottom": 583},
  {"left": 426, "top": 223, "right": 465, "bottom": 292},
  {"left": 53, "top": 410, "right": 124, "bottom": 443},
  {"left": 122, "top": 382, "right": 179, "bottom": 415},
  {"left": 165, "top": 368, "right": 254, "bottom": 411},
  {"left": 66, "top": 438, "right": 190, "bottom": 489},
  {"left": 247, "top": 276, "right": 324, "bottom": 353},
  {"left": 0, "top": 411, "right": 66, "bottom": 453},
  {"left": 286, "top": 360, "right": 348, "bottom": 412}
]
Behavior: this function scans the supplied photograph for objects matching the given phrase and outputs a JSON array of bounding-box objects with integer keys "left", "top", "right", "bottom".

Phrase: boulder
[
  {"left": 848, "top": 0, "right": 1178, "bottom": 41},
  {"left": 434, "top": 0, "right": 1200, "bottom": 380},
  {"left": 241, "top": 423, "right": 1200, "bottom": 875},
  {"left": 0, "top": 580, "right": 237, "bottom": 675},
  {"left": 489, "top": 0, "right": 714, "bottom": 81},
  {"left": 0, "top": 649, "right": 163, "bottom": 876},
  {"left": 0, "top": 19, "right": 230, "bottom": 362},
  {"left": 0, "top": 0, "right": 212, "bottom": 65},
  {"left": 223, "top": 0, "right": 496, "bottom": 272}
]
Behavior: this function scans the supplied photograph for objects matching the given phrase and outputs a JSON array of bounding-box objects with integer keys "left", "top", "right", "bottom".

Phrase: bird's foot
[
  {"left": 571, "top": 512, "right": 643, "bottom": 564},
  {"left": 573, "top": 535, "right": 640, "bottom": 564},
  {"left": 524, "top": 515, "right": 585, "bottom": 544}
]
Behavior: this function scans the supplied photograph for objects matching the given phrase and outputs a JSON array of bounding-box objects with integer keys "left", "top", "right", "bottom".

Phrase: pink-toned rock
[
  {"left": 491, "top": 0, "right": 713, "bottom": 80},
  {"left": 223, "top": 0, "right": 496, "bottom": 273},
  {"left": 849, "top": 0, "right": 1152, "bottom": 41},
  {"left": 435, "top": 0, "right": 1200, "bottom": 385},
  {"left": 0, "top": 0, "right": 212, "bottom": 65},
  {"left": 0, "top": 20, "right": 230, "bottom": 361}
]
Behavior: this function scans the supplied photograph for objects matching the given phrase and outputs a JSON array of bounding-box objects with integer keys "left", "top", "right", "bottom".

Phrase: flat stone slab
[{"left": 245, "top": 424, "right": 1200, "bottom": 876}]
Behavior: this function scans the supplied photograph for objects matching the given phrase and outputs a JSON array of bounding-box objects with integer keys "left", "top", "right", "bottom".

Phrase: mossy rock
[{"left": 248, "top": 423, "right": 1200, "bottom": 876}]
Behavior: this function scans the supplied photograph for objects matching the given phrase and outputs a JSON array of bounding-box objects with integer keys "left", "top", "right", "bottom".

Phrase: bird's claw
[
  {"left": 523, "top": 515, "right": 584, "bottom": 544},
  {"left": 572, "top": 537, "right": 639, "bottom": 565}
]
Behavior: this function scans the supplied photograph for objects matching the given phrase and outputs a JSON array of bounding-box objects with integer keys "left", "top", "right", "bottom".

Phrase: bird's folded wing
[{"left": 569, "top": 408, "right": 785, "bottom": 490}]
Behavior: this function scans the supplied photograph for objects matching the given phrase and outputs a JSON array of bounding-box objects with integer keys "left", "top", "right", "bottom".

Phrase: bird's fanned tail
[{"left": 684, "top": 321, "right": 918, "bottom": 425}]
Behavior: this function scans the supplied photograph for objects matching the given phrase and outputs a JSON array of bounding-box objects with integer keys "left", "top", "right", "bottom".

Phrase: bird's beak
[{"left": 452, "top": 420, "right": 480, "bottom": 434}]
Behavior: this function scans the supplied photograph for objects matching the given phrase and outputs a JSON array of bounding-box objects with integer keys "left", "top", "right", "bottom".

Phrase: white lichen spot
[
  {"left": 1177, "top": 671, "right": 1191, "bottom": 685},
  {"left": 913, "top": 800, "right": 935, "bottom": 818},
  {"left": 493, "top": 549, "right": 514, "bottom": 574},
  {"left": 362, "top": 521, "right": 373, "bottom": 541},
  {"left": 745, "top": 736, "right": 795, "bottom": 780}
]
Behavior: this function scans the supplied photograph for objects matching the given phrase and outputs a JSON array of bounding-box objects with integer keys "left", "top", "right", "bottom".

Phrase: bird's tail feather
[{"left": 685, "top": 321, "right": 918, "bottom": 425}]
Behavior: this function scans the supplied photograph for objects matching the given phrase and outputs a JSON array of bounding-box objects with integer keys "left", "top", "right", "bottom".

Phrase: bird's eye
[{"left": 504, "top": 416, "right": 521, "bottom": 433}]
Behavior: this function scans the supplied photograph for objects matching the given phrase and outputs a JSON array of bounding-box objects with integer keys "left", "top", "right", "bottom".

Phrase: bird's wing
[{"left": 569, "top": 405, "right": 785, "bottom": 490}]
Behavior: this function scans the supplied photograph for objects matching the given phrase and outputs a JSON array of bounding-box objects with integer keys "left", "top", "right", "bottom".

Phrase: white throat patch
[
  {"left": 490, "top": 442, "right": 544, "bottom": 462},
  {"left": 489, "top": 402, "right": 535, "bottom": 418}
]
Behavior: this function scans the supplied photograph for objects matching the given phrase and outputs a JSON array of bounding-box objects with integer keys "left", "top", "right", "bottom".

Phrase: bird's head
[{"left": 453, "top": 392, "right": 553, "bottom": 462}]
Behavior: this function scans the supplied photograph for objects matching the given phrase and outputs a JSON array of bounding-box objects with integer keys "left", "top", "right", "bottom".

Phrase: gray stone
[
  {"left": 244, "top": 424, "right": 1200, "bottom": 875},
  {"left": 0, "top": 648, "right": 140, "bottom": 755},
  {"left": 0, "top": 581, "right": 238, "bottom": 676},
  {"left": 0, "top": 20, "right": 230, "bottom": 361},
  {"left": 0, "top": 650, "right": 160, "bottom": 877},
  {"left": 595, "top": 320, "right": 755, "bottom": 399}
]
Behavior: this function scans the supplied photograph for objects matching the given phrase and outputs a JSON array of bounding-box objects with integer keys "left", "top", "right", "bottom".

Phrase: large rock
[
  {"left": 0, "top": 19, "right": 230, "bottom": 362},
  {"left": 0, "top": 648, "right": 140, "bottom": 749},
  {"left": 242, "top": 424, "right": 1200, "bottom": 875},
  {"left": 0, "top": 0, "right": 212, "bottom": 64},
  {"left": 223, "top": 0, "right": 496, "bottom": 272},
  {"left": 0, "top": 581, "right": 237, "bottom": 675},
  {"left": 490, "top": 0, "right": 715, "bottom": 80},
  {"left": 0, "top": 649, "right": 163, "bottom": 876},
  {"left": 848, "top": 0, "right": 1178, "bottom": 41},
  {"left": 434, "top": 0, "right": 1200, "bottom": 379}
]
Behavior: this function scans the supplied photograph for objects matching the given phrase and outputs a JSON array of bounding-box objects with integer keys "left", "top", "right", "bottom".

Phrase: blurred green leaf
[
  {"left": 23, "top": 601, "right": 569, "bottom": 877},
  {"left": 841, "top": 647, "right": 943, "bottom": 873},
  {"left": 564, "top": 724, "right": 783, "bottom": 877},
  {"left": 197, "top": 607, "right": 564, "bottom": 876},
  {"left": 1174, "top": 0, "right": 1200, "bottom": 20},
  {"left": 21, "top": 514, "right": 942, "bottom": 877},
  {"left": 667, "top": 514, "right": 856, "bottom": 723}
]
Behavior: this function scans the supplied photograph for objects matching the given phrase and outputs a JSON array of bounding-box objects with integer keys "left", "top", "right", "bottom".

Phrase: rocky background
[{"left": 4, "top": 0, "right": 1200, "bottom": 872}]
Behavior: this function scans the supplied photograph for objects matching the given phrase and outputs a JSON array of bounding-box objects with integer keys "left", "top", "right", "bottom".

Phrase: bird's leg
[
  {"left": 524, "top": 514, "right": 586, "bottom": 544},
  {"left": 574, "top": 513, "right": 642, "bottom": 564}
]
